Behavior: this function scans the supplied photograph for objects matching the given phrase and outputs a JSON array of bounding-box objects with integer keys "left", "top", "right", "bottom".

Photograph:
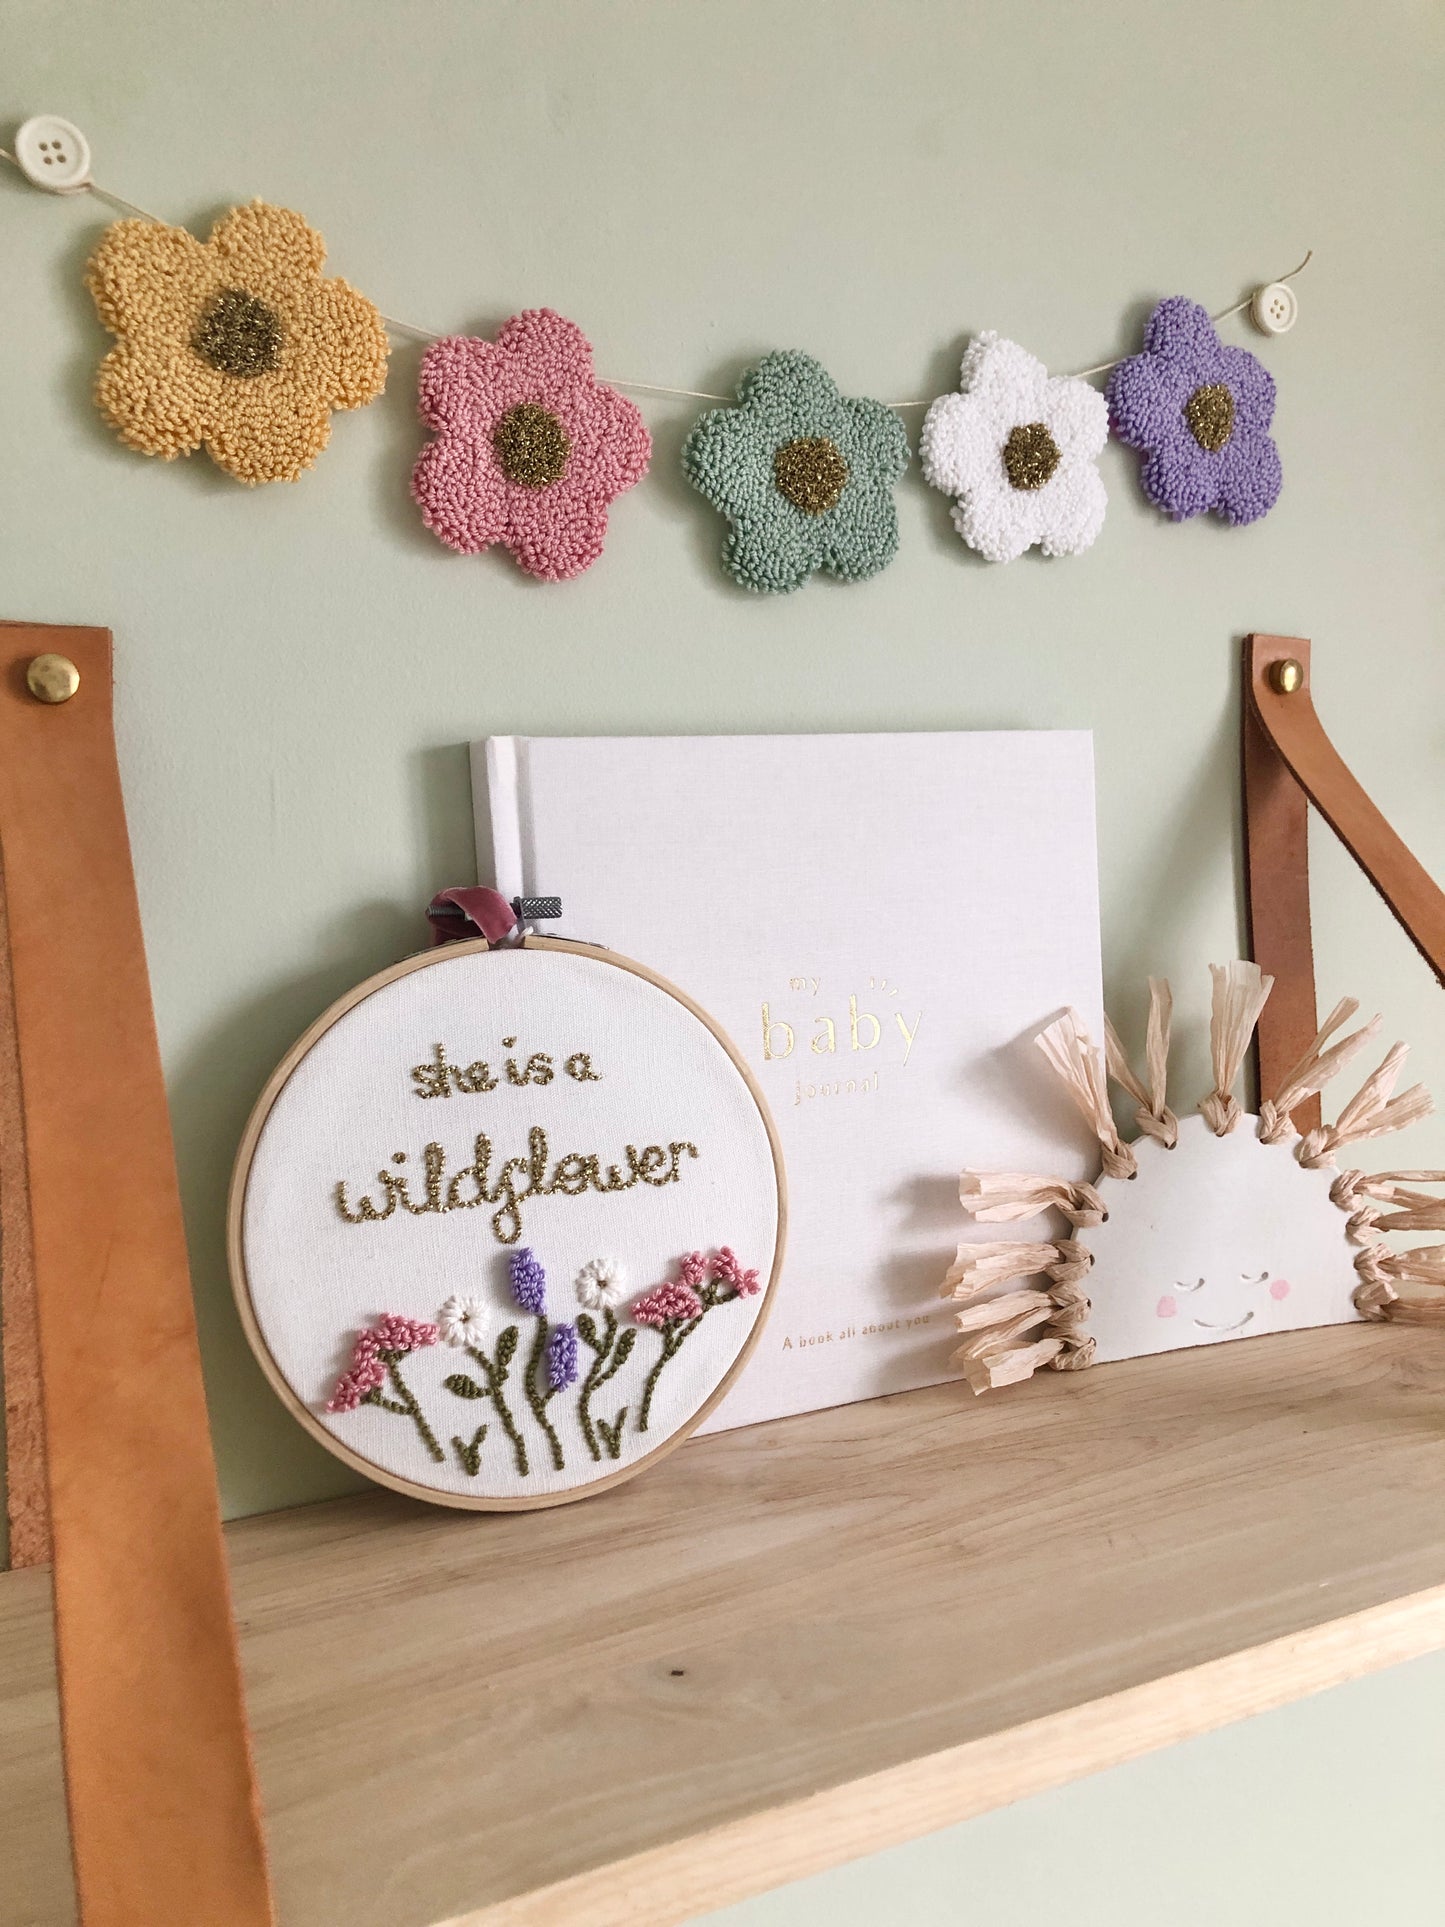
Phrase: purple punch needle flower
[{"left": 1107, "top": 297, "right": 1281, "bottom": 527}]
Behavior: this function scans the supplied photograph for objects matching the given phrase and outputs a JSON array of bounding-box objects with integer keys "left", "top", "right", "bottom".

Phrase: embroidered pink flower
[
  {"left": 712, "top": 1247, "right": 762, "bottom": 1296},
  {"left": 326, "top": 1355, "right": 384, "bottom": 1412},
  {"left": 325, "top": 1315, "right": 443, "bottom": 1462},
  {"left": 412, "top": 309, "right": 651, "bottom": 580},
  {"left": 354, "top": 1314, "right": 440, "bottom": 1359},
  {"left": 632, "top": 1280, "right": 705, "bottom": 1327},
  {"left": 633, "top": 1247, "right": 766, "bottom": 1433}
]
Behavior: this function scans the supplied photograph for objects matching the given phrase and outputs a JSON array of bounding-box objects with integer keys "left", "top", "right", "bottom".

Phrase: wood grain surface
[{"left": 4, "top": 1324, "right": 1445, "bottom": 1927}]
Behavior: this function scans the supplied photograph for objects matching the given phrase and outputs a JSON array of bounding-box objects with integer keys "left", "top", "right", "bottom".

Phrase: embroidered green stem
[
  {"left": 576, "top": 1310, "right": 637, "bottom": 1462},
  {"left": 452, "top": 1425, "right": 489, "bottom": 1477},
  {"left": 524, "top": 1317, "right": 566, "bottom": 1472},
  {"left": 637, "top": 1314, "right": 708, "bottom": 1433},
  {"left": 596, "top": 1410, "right": 627, "bottom": 1459},
  {"left": 362, "top": 1353, "right": 444, "bottom": 1463},
  {"left": 447, "top": 1328, "right": 527, "bottom": 1476}
]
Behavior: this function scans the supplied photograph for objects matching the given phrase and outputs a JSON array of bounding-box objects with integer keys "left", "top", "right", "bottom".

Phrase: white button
[
  {"left": 13, "top": 115, "right": 92, "bottom": 193},
  {"left": 1250, "top": 281, "right": 1298, "bottom": 336}
]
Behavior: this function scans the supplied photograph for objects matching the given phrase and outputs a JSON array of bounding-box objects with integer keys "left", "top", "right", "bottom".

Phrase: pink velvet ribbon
[{"left": 425, "top": 887, "right": 519, "bottom": 947}]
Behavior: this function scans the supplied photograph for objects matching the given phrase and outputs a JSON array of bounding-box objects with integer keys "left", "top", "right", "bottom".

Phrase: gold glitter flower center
[
  {"left": 192, "top": 288, "right": 284, "bottom": 379},
  {"left": 1184, "top": 383, "right": 1235, "bottom": 453},
  {"left": 773, "top": 436, "right": 849, "bottom": 514},
  {"left": 493, "top": 403, "right": 571, "bottom": 488},
  {"left": 1002, "top": 421, "right": 1062, "bottom": 492}
]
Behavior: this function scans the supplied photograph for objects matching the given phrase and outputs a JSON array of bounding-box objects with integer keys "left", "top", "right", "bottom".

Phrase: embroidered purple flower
[
  {"left": 509, "top": 1247, "right": 547, "bottom": 1316},
  {"left": 1108, "top": 298, "right": 1281, "bottom": 526},
  {"left": 545, "top": 1321, "right": 580, "bottom": 1391}
]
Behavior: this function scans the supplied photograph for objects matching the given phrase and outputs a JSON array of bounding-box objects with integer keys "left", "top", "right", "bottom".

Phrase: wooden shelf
[{"left": 5, "top": 1323, "right": 1445, "bottom": 1926}]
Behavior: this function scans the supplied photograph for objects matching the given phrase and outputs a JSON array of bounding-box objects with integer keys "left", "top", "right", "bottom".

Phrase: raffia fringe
[
  {"left": 1105, "top": 977, "right": 1177, "bottom": 1147},
  {"left": 1035, "top": 1009, "right": 1136, "bottom": 1179},
  {"left": 1200, "top": 961, "right": 1274, "bottom": 1135},
  {"left": 959, "top": 1170, "right": 1107, "bottom": 1227},
  {"left": 1258, "top": 999, "right": 1382, "bottom": 1143},
  {"left": 1331, "top": 1169, "right": 1445, "bottom": 1241},
  {"left": 942, "top": 1237, "right": 1094, "bottom": 1393},
  {"left": 1353, "top": 1241, "right": 1445, "bottom": 1322},
  {"left": 1296, "top": 1043, "right": 1434, "bottom": 1170}
]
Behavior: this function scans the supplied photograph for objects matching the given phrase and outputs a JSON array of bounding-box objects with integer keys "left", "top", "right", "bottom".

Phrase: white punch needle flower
[{"left": 922, "top": 334, "right": 1108, "bottom": 562}]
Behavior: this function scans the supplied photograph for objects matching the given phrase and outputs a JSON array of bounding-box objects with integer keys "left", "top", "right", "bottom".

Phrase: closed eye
[
  {"left": 1174, "top": 1278, "right": 1204, "bottom": 1293},
  {"left": 1240, "top": 1270, "right": 1270, "bottom": 1284}
]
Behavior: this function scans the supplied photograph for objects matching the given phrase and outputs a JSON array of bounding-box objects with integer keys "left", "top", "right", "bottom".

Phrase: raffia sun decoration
[{"left": 943, "top": 962, "right": 1445, "bottom": 1393}]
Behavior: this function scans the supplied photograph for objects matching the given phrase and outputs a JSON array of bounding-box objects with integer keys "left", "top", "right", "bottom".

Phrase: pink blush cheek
[
  {"left": 1156, "top": 1295, "right": 1178, "bottom": 1319},
  {"left": 1269, "top": 1278, "right": 1291, "bottom": 1301}
]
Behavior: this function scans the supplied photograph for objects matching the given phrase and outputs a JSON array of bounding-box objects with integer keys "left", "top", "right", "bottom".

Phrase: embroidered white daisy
[
  {"left": 921, "top": 334, "right": 1108, "bottom": 563},
  {"left": 437, "top": 1294, "right": 488, "bottom": 1348},
  {"left": 575, "top": 1258, "right": 625, "bottom": 1312}
]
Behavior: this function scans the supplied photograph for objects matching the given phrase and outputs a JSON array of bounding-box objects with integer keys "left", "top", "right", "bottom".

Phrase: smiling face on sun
[
  {"left": 1154, "top": 1266, "right": 1294, "bottom": 1336},
  {"left": 1082, "top": 1114, "right": 1363, "bottom": 1364}
]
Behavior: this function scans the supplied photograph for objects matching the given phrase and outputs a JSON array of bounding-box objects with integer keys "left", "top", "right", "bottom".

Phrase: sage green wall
[{"left": 3, "top": 0, "right": 1442, "bottom": 1916}]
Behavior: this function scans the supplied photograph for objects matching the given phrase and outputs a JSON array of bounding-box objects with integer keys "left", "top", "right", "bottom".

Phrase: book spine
[{"left": 478, "top": 736, "right": 526, "bottom": 904}]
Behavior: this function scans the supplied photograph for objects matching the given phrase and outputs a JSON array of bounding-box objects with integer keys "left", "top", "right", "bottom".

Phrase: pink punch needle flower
[{"left": 412, "top": 309, "right": 651, "bottom": 581}]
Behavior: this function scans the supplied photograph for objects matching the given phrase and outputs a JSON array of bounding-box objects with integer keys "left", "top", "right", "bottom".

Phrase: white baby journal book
[{"left": 473, "top": 730, "right": 1103, "bottom": 1431}]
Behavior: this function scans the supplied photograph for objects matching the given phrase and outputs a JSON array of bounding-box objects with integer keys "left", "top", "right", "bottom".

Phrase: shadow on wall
[{"left": 1102, "top": 688, "right": 1241, "bottom": 1095}]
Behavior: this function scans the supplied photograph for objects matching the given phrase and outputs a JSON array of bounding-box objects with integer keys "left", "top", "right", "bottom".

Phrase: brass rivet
[
  {"left": 1269, "top": 658, "right": 1304, "bottom": 695},
  {"left": 26, "top": 653, "right": 81, "bottom": 705}
]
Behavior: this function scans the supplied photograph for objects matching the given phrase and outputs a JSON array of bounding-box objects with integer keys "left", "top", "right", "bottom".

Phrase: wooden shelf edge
[
  {"left": 449, "top": 1580, "right": 1445, "bottom": 1927},
  {"left": 9, "top": 1327, "right": 1445, "bottom": 1927}
]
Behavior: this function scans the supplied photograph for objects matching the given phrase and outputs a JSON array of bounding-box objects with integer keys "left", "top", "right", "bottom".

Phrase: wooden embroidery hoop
[{"left": 227, "top": 933, "right": 789, "bottom": 1512}]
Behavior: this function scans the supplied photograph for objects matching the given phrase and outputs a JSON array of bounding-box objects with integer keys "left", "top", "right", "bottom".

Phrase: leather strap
[
  {"left": 0, "top": 623, "right": 274, "bottom": 1925},
  {"left": 1242, "top": 636, "right": 1322, "bottom": 1131},
  {"left": 0, "top": 844, "right": 48, "bottom": 1567},
  {"left": 1243, "top": 633, "right": 1445, "bottom": 1123}
]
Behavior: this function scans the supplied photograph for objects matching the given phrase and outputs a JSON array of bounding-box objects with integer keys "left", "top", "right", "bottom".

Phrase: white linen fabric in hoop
[{"left": 238, "top": 945, "right": 780, "bottom": 1501}]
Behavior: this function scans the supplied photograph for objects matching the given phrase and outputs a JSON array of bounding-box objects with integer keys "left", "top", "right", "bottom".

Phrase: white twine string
[{"left": 0, "top": 148, "right": 1312, "bottom": 407}]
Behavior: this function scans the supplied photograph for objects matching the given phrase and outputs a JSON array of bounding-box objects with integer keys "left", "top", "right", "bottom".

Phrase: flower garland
[{"left": 6, "top": 127, "right": 1309, "bottom": 583}]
